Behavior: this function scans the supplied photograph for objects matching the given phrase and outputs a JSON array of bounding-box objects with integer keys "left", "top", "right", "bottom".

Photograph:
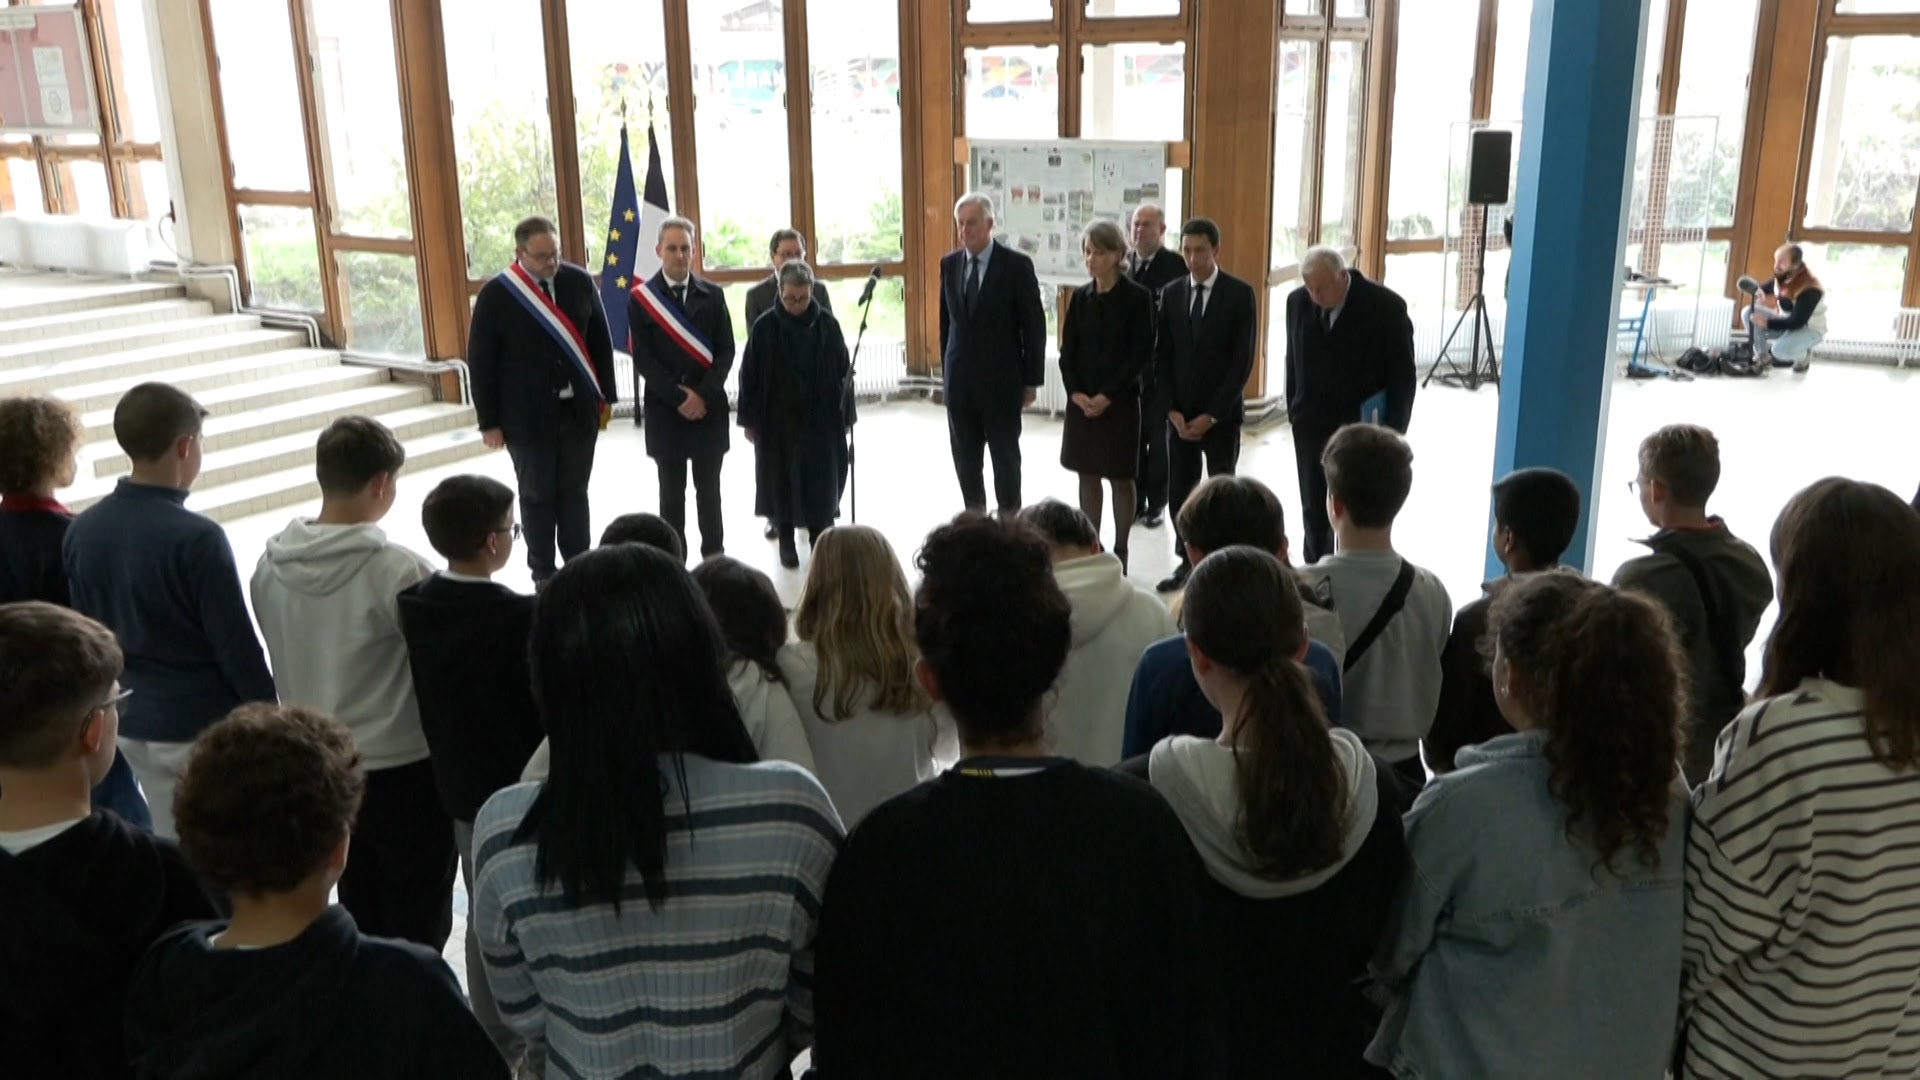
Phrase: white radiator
[{"left": 1816, "top": 308, "right": 1920, "bottom": 368}]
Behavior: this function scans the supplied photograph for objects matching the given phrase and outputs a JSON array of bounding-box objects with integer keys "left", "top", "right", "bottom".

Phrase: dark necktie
[
  {"left": 672, "top": 283, "right": 687, "bottom": 307},
  {"left": 1321, "top": 308, "right": 1332, "bottom": 333},
  {"left": 538, "top": 278, "right": 553, "bottom": 302},
  {"left": 1190, "top": 283, "right": 1206, "bottom": 323},
  {"left": 964, "top": 257, "right": 981, "bottom": 314}
]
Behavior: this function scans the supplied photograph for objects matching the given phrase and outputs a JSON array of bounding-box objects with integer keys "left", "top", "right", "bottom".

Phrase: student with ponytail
[
  {"left": 1148, "top": 546, "right": 1406, "bottom": 1076},
  {"left": 1368, "top": 573, "right": 1690, "bottom": 1079}
]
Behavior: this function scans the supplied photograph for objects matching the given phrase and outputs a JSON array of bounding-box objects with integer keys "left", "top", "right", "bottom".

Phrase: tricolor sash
[
  {"left": 500, "top": 264, "right": 604, "bottom": 403},
  {"left": 631, "top": 278, "right": 717, "bottom": 370}
]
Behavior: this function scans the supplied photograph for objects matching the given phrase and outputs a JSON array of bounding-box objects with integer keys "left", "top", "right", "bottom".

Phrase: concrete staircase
[{"left": 0, "top": 270, "right": 488, "bottom": 523}]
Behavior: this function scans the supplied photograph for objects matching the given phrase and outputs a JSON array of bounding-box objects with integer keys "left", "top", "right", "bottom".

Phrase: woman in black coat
[
  {"left": 1060, "top": 219, "right": 1154, "bottom": 569},
  {"left": 737, "top": 261, "right": 855, "bottom": 569}
]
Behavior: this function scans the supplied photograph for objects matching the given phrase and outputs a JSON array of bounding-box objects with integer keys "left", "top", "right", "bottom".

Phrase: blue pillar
[{"left": 1488, "top": 0, "right": 1651, "bottom": 579}]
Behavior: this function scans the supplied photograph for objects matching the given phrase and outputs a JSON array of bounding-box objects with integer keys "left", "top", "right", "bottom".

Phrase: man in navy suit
[
  {"left": 939, "top": 193, "right": 1046, "bottom": 513},
  {"left": 1152, "top": 218, "right": 1258, "bottom": 593}
]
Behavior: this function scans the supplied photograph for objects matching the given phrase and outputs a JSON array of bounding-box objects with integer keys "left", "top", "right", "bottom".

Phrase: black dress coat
[
  {"left": 938, "top": 241, "right": 1047, "bottom": 410},
  {"left": 628, "top": 272, "right": 736, "bottom": 460},
  {"left": 1152, "top": 271, "right": 1259, "bottom": 428},
  {"left": 1282, "top": 269, "right": 1415, "bottom": 439},
  {"left": 1059, "top": 276, "right": 1155, "bottom": 477},
  {"left": 738, "top": 303, "right": 855, "bottom": 529},
  {"left": 1129, "top": 247, "right": 1188, "bottom": 404},
  {"left": 467, "top": 262, "right": 618, "bottom": 440}
]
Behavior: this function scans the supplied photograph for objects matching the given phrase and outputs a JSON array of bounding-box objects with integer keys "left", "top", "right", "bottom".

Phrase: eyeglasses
[
  {"left": 79, "top": 686, "right": 132, "bottom": 740},
  {"left": 1627, "top": 480, "right": 1641, "bottom": 495},
  {"left": 493, "top": 522, "right": 523, "bottom": 540}
]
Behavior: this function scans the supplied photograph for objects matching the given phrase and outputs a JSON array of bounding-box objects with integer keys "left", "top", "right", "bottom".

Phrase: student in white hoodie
[
  {"left": 779, "top": 525, "right": 950, "bottom": 828},
  {"left": 1148, "top": 546, "right": 1406, "bottom": 1076},
  {"left": 1018, "top": 499, "right": 1173, "bottom": 765},
  {"left": 249, "top": 416, "right": 450, "bottom": 951},
  {"left": 690, "top": 557, "right": 815, "bottom": 771}
]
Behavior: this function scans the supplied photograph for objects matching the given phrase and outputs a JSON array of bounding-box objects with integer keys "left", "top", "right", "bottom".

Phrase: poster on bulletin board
[
  {"left": 968, "top": 139, "right": 1168, "bottom": 286},
  {"left": 0, "top": 6, "right": 99, "bottom": 137}
]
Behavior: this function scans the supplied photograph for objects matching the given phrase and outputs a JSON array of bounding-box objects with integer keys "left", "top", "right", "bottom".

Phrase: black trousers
[
  {"left": 506, "top": 416, "right": 598, "bottom": 581},
  {"left": 1294, "top": 425, "right": 1336, "bottom": 565},
  {"left": 658, "top": 451, "right": 726, "bottom": 557},
  {"left": 948, "top": 398, "right": 1024, "bottom": 511},
  {"left": 1167, "top": 420, "right": 1242, "bottom": 560},
  {"left": 1136, "top": 391, "right": 1170, "bottom": 513},
  {"left": 337, "top": 759, "right": 455, "bottom": 952}
]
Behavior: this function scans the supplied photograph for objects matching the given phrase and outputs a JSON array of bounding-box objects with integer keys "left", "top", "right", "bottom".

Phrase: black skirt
[{"left": 1061, "top": 395, "right": 1142, "bottom": 479}]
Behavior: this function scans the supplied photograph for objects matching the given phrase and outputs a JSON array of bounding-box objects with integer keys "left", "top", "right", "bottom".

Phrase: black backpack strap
[
  {"left": 1663, "top": 544, "right": 1745, "bottom": 709},
  {"left": 1344, "top": 560, "right": 1416, "bottom": 674}
]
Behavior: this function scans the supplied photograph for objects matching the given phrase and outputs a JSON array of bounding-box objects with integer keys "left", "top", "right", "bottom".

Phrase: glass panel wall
[
  {"left": 208, "top": 0, "right": 310, "bottom": 192},
  {"left": 1803, "top": 36, "right": 1920, "bottom": 234},
  {"left": 568, "top": 0, "right": 674, "bottom": 270},
  {"left": 443, "top": 0, "right": 558, "bottom": 278},
  {"left": 311, "top": 0, "right": 412, "bottom": 238},
  {"left": 688, "top": 0, "right": 791, "bottom": 269},
  {"left": 809, "top": 0, "right": 904, "bottom": 264}
]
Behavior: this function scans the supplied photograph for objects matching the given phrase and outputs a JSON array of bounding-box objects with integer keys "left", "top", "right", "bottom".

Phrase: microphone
[
  {"left": 1736, "top": 275, "right": 1762, "bottom": 295},
  {"left": 857, "top": 265, "right": 881, "bottom": 306}
]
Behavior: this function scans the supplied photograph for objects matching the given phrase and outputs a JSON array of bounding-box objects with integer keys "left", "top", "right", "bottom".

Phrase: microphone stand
[{"left": 844, "top": 272, "right": 880, "bottom": 523}]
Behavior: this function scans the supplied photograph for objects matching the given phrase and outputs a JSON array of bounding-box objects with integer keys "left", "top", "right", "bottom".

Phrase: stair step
[
  {"left": 0, "top": 326, "right": 308, "bottom": 395},
  {"left": 0, "top": 275, "right": 185, "bottom": 321},
  {"left": 74, "top": 365, "right": 392, "bottom": 439},
  {"left": 52, "top": 348, "right": 342, "bottom": 413},
  {"left": 0, "top": 298, "right": 215, "bottom": 346},
  {"left": 85, "top": 383, "right": 440, "bottom": 477},
  {"left": 69, "top": 423, "right": 491, "bottom": 524}
]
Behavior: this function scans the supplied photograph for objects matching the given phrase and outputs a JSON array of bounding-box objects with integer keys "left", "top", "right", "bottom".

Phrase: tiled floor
[{"left": 209, "top": 357, "right": 1919, "bottom": 1016}]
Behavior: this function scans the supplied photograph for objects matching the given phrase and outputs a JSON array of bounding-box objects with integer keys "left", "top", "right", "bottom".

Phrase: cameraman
[{"left": 1743, "top": 243, "right": 1827, "bottom": 375}]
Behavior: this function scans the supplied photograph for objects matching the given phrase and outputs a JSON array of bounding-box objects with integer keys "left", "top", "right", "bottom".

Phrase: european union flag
[{"left": 598, "top": 122, "right": 671, "bottom": 353}]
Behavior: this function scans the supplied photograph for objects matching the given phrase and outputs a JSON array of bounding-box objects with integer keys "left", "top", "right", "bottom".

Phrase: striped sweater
[
  {"left": 1681, "top": 679, "right": 1920, "bottom": 1077},
  {"left": 471, "top": 756, "right": 844, "bottom": 1080}
]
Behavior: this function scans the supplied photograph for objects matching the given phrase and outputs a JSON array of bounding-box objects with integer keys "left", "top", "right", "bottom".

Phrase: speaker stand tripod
[{"left": 1423, "top": 208, "right": 1501, "bottom": 392}]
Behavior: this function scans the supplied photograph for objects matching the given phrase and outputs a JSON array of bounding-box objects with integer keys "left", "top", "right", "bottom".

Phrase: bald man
[
  {"left": 1745, "top": 243, "right": 1827, "bottom": 375},
  {"left": 1127, "top": 203, "right": 1188, "bottom": 528}
]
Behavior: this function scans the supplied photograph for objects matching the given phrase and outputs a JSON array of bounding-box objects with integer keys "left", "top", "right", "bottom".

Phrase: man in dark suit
[
  {"left": 1283, "top": 246, "right": 1416, "bottom": 564},
  {"left": 939, "top": 193, "right": 1046, "bottom": 512},
  {"left": 744, "top": 228, "right": 834, "bottom": 542},
  {"left": 1127, "top": 202, "right": 1189, "bottom": 529},
  {"left": 468, "top": 215, "right": 618, "bottom": 586},
  {"left": 628, "top": 216, "right": 736, "bottom": 560},
  {"left": 1153, "top": 218, "right": 1257, "bottom": 593}
]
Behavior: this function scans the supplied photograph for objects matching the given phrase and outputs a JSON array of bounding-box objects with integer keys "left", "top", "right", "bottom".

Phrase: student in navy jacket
[
  {"left": 939, "top": 193, "right": 1046, "bottom": 513},
  {"left": 63, "top": 383, "right": 276, "bottom": 838}
]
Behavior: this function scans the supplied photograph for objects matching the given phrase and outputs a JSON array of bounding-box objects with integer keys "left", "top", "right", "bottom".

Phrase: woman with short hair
[{"left": 1059, "top": 219, "right": 1155, "bottom": 568}]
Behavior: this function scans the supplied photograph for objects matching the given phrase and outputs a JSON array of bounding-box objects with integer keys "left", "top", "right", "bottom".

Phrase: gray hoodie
[
  {"left": 250, "top": 519, "right": 435, "bottom": 770},
  {"left": 1148, "top": 727, "right": 1377, "bottom": 899}
]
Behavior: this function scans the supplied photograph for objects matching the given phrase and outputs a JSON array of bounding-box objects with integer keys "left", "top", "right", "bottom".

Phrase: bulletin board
[
  {"left": 968, "top": 139, "right": 1169, "bottom": 286},
  {"left": 0, "top": 6, "right": 99, "bottom": 137}
]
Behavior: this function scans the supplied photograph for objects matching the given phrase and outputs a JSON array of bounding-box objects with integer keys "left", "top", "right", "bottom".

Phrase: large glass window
[
  {"left": 567, "top": 0, "right": 674, "bottom": 271},
  {"left": 1385, "top": 1, "right": 1474, "bottom": 242},
  {"left": 809, "top": 0, "right": 903, "bottom": 264},
  {"left": 689, "top": 0, "right": 791, "bottom": 270},
  {"left": 208, "top": 0, "right": 311, "bottom": 192},
  {"left": 965, "top": 46, "right": 1060, "bottom": 140},
  {"left": 336, "top": 251, "right": 425, "bottom": 356},
  {"left": 1803, "top": 36, "right": 1920, "bottom": 234},
  {"left": 1800, "top": 242, "right": 1909, "bottom": 329},
  {"left": 1488, "top": 0, "right": 1534, "bottom": 124},
  {"left": 967, "top": 0, "right": 1052, "bottom": 22},
  {"left": 1087, "top": 0, "right": 1180, "bottom": 15},
  {"left": 1674, "top": 0, "right": 1759, "bottom": 229},
  {"left": 1081, "top": 42, "right": 1186, "bottom": 220},
  {"left": 1270, "top": 39, "right": 1316, "bottom": 267},
  {"left": 1319, "top": 39, "right": 1367, "bottom": 247},
  {"left": 4, "top": 154, "right": 43, "bottom": 213},
  {"left": 311, "top": 0, "right": 411, "bottom": 239},
  {"left": 442, "top": 0, "right": 557, "bottom": 278},
  {"left": 239, "top": 204, "right": 324, "bottom": 311},
  {"left": 104, "top": 0, "right": 163, "bottom": 144}
]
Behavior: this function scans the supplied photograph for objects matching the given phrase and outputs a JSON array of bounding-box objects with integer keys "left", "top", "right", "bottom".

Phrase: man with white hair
[
  {"left": 628, "top": 215, "right": 737, "bottom": 560},
  {"left": 1127, "top": 203, "right": 1189, "bottom": 529},
  {"left": 1283, "top": 246, "right": 1415, "bottom": 563},
  {"left": 940, "top": 192, "right": 1046, "bottom": 513}
]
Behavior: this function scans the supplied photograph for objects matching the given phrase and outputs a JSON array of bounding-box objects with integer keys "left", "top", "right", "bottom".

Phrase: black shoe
[
  {"left": 1155, "top": 563, "right": 1190, "bottom": 594},
  {"left": 1142, "top": 509, "right": 1165, "bottom": 529},
  {"left": 763, "top": 522, "right": 778, "bottom": 541},
  {"left": 778, "top": 534, "right": 800, "bottom": 569}
]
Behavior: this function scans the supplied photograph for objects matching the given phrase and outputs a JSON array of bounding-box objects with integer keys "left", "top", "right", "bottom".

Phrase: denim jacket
[{"left": 1366, "top": 731, "right": 1690, "bottom": 1079}]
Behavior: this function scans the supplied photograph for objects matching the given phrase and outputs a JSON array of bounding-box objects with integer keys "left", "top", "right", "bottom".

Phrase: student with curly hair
[
  {"left": 1682, "top": 479, "right": 1920, "bottom": 1077},
  {"left": 812, "top": 512, "right": 1216, "bottom": 1078},
  {"left": 124, "top": 704, "right": 503, "bottom": 1078},
  {"left": 0, "top": 394, "right": 84, "bottom": 605},
  {"left": 1149, "top": 547, "right": 1406, "bottom": 1076},
  {"left": 779, "top": 525, "right": 948, "bottom": 828},
  {"left": 1368, "top": 574, "right": 1690, "bottom": 1078}
]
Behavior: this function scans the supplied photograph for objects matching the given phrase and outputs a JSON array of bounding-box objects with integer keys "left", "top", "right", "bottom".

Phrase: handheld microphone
[
  {"left": 1736, "top": 275, "right": 1762, "bottom": 295},
  {"left": 857, "top": 265, "right": 881, "bottom": 306}
]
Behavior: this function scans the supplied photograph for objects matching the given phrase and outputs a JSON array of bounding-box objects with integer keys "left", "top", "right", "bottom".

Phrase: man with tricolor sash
[
  {"left": 467, "top": 215, "right": 618, "bottom": 587},
  {"left": 628, "top": 215, "right": 737, "bottom": 560}
]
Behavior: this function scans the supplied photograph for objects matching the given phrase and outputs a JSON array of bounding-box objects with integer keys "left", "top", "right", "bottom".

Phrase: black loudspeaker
[{"left": 1467, "top": 129, "right": 1513, "bottom": 206}]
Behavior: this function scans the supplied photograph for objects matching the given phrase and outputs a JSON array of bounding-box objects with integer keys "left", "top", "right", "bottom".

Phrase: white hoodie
[
  {"left": 726, "top": 658, "right": 818, "bottom": 772},
  {"left": 1147, "top": 727, "right": 1377, "bottom": 898},
  {"left": 1045, "top": 552, "right": 1177, "bottom": 766},
  {"left": 250, "top": 519, "right": 435, "bottom": 771}
]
